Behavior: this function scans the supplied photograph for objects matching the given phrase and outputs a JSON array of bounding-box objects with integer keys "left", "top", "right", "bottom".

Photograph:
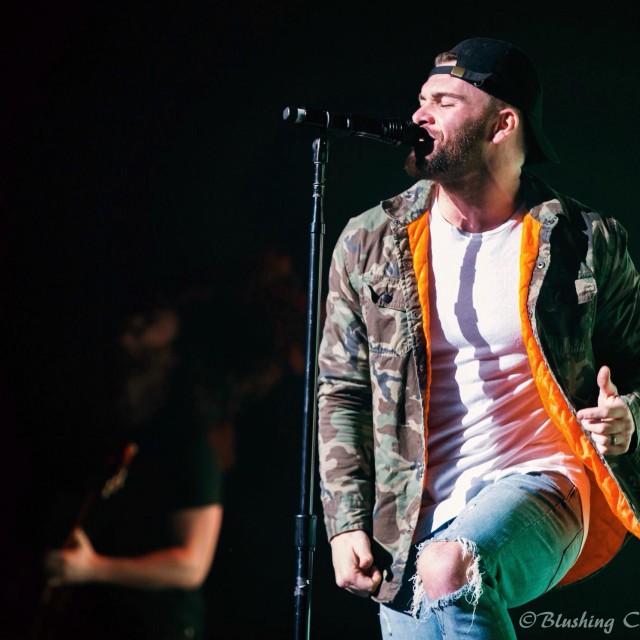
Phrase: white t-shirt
[{"left": 414, "top": 202, "right": 590, "bottom": 543}]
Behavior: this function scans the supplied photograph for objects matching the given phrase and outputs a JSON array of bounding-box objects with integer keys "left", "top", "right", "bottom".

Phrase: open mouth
[
  {"left": 402, "top": 124, "right": 434, "bottom": 155},
  {"left": 414, "top": 132, "right": 434, "bottom": 156}
]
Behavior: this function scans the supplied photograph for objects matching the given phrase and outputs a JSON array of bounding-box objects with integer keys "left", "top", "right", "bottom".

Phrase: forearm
[
  {"left": 87, "top": 547, "right": 210, "bottom": 590},
  {"left": 46, "top": 505, "right": 223, "bottom": 591},
  {"left": 622, "top": 391, "right": 640, "bottom": 453},
  {"left": 318, "top": 394, "right": 375, "bottom": 538}
]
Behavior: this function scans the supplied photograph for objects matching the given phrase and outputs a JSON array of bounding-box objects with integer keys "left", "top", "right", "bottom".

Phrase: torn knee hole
[{"left": 410, "top": 538, "right": 483, "bottom": 617}]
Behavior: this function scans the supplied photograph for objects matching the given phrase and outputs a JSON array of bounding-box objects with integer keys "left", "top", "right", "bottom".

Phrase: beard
[{"left": 404, "top": 116, "right": 491, "bottom": 181}]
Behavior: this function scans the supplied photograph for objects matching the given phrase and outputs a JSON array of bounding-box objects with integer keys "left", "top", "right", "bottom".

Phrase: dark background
[{"left": 3, "top": 2, "right": 640, "bottom": 639}]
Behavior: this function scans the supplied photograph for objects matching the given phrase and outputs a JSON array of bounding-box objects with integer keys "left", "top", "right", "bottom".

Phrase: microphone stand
[{"left": 293, "top": 135, "right": 328, "bottom": 640}]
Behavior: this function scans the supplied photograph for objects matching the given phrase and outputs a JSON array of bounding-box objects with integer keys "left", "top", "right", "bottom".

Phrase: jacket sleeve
[
  {"left": 317, "top": 223, "right": 375, "bottom": 540},
  {"left": 592, "top": 217, "right": 640, "bottom": 449}
]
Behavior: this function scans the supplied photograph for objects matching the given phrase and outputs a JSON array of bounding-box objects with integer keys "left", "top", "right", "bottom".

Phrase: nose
[{"left": 412, "top": 104, "right": 433, "bottom": 126}]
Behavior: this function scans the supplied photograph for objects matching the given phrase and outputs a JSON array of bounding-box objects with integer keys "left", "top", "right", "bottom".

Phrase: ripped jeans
[{"left": 379, "top": 472, "right": 584, "bottom": 639}]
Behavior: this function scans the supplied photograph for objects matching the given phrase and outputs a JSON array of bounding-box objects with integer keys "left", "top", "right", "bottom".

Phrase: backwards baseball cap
[{"left": 429, "top": 37, "right": 558, "bottom": 165}]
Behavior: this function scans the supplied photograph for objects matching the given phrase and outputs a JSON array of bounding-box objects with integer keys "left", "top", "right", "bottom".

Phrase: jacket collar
[{"left": 381, "top": 172, "right": 568, "bottom": 228}]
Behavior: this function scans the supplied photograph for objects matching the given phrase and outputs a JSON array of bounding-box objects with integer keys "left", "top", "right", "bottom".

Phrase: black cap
[{"left": 429, "top": 37, "right": 557, "bottom": 165}]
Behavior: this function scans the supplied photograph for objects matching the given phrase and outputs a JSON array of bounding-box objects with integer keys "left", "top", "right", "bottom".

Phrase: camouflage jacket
[{"left": 317, "top": 174, "right": 640, "bottom": 603}]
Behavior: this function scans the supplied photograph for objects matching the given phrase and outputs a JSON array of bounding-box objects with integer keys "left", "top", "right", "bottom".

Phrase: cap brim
[{"left": 524, "top": 117, "right": 558, "bottom": 165}]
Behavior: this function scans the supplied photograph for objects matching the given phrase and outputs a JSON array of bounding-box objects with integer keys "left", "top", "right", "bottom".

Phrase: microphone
[{"left": 282, "top": 106, "right": 424, "bottom": 147}]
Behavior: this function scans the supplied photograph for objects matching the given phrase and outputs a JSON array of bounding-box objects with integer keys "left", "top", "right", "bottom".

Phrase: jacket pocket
[
  {"left": 538, "top": 272, "right": 596, "bottom": 355},
  {"left": 574, "top": 274, "right": 597, "bottom": 305},
  {"left": 361, "top": 275, "right": 411, "bottom": 357}
]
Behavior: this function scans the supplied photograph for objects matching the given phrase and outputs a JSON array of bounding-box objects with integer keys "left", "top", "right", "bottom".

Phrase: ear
[{"left": 491, "top": 107, "right": 519, "bottom": 145}]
